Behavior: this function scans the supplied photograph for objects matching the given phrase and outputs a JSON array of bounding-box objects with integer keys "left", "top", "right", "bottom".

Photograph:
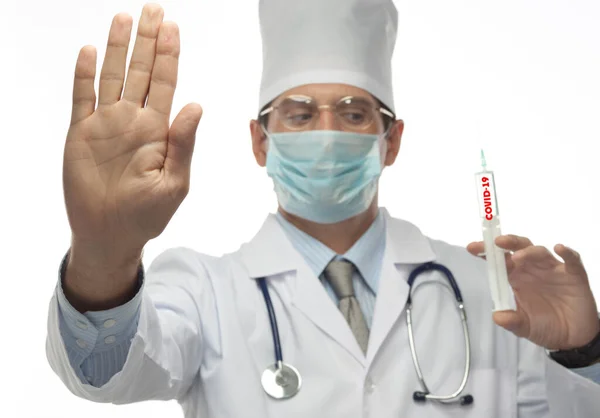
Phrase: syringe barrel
[
  {"left": 475, "top": 171, "right": 500, "bottom": 220},
  {"left": 481, "top": 214, "right": 514, "bottom": 311}
]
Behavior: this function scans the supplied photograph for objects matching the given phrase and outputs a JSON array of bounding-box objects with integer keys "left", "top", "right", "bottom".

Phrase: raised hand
[{"left": 64, "top": 3, "right": 202, "bottom": 264}]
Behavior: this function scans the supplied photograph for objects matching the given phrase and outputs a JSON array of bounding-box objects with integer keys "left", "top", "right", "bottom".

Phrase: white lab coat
[{"left": 46, "top": 209, "right": 600, "bottom": 417}]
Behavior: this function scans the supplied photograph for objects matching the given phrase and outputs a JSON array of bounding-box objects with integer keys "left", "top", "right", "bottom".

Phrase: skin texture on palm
[{"left": 65, "top": 5, "right": 202, "bottom": 253}]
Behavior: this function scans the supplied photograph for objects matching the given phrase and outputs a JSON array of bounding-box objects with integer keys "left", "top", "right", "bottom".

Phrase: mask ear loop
[
  {"left": 260, "top": 122, "right": 269, "bottom": 137},
  {"left": 260, "top": 123, "right": 271, "bottom": 152}
]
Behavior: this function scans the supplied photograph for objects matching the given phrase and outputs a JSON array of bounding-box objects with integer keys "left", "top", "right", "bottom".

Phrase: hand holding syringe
[{"left": 475, "top": 151, "right": 516, "bottom": 312}]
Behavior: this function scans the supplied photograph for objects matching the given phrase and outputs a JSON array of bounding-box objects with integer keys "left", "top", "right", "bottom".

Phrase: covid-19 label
[{"left": 475, "top": 172, "right": 498, "bottom": 220}]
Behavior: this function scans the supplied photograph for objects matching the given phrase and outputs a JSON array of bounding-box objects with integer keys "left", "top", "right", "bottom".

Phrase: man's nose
[{"left": 315, "top": 108, "right": 342, "bottom": 131}]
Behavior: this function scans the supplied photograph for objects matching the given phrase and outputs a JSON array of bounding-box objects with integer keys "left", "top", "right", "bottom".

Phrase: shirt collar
[
  {"left": 343, "top": 212, "right": 385, "bottom": 293},
  {"left": 239, "top": 208, "right": 437, "bottom": 280},
  {"left": 275, "top": 210, "right": 386, "bottom": 294},
  {"left": 274, "top": 211, "right": 336, "bottom": 276}
]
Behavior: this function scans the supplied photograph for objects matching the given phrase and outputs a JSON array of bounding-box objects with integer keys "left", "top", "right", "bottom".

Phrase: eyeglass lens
[{"left": 275, "top": 96, "right": 379, "bottom": 131}]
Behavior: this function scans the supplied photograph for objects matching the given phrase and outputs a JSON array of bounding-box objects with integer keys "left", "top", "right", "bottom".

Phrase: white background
[{"left": 1, "top": 0, "right": 599, "bottom": 416}]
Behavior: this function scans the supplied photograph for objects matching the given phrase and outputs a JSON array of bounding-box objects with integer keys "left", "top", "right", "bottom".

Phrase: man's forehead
[{"left": 273, "top": 84, "right": 376, "bottom": 103}]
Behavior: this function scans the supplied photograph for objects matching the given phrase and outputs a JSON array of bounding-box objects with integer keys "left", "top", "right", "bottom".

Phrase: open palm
[{"left": 64, "top": 4, "right": 202, "bottom": 255}]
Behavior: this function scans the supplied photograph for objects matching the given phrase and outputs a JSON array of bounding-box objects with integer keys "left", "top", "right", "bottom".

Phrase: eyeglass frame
[{"left": 258, "top": 94, "right": 396, "bottom": 134}]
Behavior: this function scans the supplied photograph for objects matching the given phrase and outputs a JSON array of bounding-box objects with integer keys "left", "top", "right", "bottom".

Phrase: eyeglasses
[{"left": 259, "top": 95, "right": 395, "bottom": 132}]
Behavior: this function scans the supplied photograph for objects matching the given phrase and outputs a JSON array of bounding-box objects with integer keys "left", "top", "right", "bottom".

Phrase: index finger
[
  {"left": 495, "top": 234, "right": 533, "bottom": 251},
  {"left": 555, "top": 244, "right": 588, "bottom": 275}
]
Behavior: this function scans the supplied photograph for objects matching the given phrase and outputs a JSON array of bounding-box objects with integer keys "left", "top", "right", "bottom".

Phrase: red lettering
[{"left": 481, "top": 176, "right": 494, "bottom": 220}]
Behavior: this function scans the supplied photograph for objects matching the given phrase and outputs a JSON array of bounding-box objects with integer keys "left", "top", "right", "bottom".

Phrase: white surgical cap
[{"left": 258, "top": 0, "right": 398, "bottom": 115}]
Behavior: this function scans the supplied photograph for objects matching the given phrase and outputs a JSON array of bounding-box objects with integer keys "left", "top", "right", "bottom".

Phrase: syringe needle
[{"left": 480, "top": 149, "right": 487, "bottom": 171}]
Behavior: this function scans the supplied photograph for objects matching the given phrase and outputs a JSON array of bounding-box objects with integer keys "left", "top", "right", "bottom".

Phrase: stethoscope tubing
[
  {"left": 256, "top": 261, "right": 473, "bottom": 405},
  {"left": 407, "top": 304, "right": 471, "bottom": 401},
  {"left": 258, "top": 277, "right": 284, "bottom": 364},
  {"left": 406, "top": 262, "right": 472, "bottom": 404}
]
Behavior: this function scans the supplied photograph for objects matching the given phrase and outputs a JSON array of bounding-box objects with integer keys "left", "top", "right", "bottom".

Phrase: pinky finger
[{"left": 71, "top": 46, "right": 97, "bottom": 126}]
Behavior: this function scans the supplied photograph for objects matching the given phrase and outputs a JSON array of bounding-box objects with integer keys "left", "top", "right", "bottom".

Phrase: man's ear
[
  {"left": 384, "top": 119, "right": 404, "bottom": 166},
  {"left": 250, "top": 119, "right": 267, "bottom": 167}
]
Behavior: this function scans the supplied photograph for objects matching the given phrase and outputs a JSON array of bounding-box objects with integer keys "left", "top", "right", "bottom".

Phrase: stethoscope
[
  {"left": 406, "top": 262, "right": 473, "bottom": 406},
  {"left": 256, "top": 261, "right": 474, "bottom": 406}
]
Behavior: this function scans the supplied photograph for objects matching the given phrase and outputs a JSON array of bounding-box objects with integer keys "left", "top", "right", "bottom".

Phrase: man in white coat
[{"left": 47, "top": 1, "right": 600, "bottom": 417}]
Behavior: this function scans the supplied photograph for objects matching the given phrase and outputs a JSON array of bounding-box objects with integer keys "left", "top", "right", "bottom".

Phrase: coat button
[{"left": 365, "top": 378, "right": 376, "bottom": 394}]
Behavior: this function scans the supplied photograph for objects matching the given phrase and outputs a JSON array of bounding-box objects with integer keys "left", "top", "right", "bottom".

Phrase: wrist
[
  {"left": 69, "top": 235, "right": 144, "bottom": 268},
  {"left": 550, "top": 321, "right": 600, "bottom": 369},
  {"left": 63, "top": 244, "right": 144, "bottom": 312}
]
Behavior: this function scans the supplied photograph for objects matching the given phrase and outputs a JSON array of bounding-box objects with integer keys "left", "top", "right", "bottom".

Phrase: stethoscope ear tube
[
  {"left": 406, "top": 262, "right": 474, "bottom": 406},
  {"left": 407, "top": 262, "right": 464, "bottom": 304}
]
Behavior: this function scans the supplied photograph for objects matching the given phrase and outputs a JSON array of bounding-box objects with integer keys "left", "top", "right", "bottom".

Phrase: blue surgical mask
[{"left": 265, "top": 130, "right": 383, "bottom": 224}]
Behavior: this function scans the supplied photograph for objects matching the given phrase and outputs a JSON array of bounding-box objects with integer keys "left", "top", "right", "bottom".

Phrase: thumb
[
  {"left": 164, "top": 102, "right": 203, "bottom": 182},
  {"left": 493, "top": 310, "right": 528, "bottom": 338}
]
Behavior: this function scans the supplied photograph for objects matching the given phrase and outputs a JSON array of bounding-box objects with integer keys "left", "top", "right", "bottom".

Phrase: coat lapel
[
  {"left": 366, "top": 258, "right": 409, "bottom": 364},
  {"left": 239, "top": 213, "right": 366, "bottom": 367},
  {"left": 291, "top": 263, "right": 366, "bottom": 366},
  {"left": 366, "top": 209, "right": 438, "bottom": 365},
  {"left": 238, "top": 209, "right": 441, "bottom": 368}
]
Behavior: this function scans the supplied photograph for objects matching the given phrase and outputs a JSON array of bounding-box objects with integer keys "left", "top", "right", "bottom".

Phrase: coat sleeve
[
  {"left": 545, "top": 354, "right": 600, "bottom": 416},
  {"left": 46, "top": 247, "right": 218, "bottom": 404},
  {"left": 515, "top": 336, "right": 600, "bottom": 417}
]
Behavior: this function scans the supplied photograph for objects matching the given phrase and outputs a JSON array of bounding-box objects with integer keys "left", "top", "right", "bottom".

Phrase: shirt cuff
[
  {"left": 55, "top": 249, "right": 144, "bottom": 356},
  {"left": 570, "top": 362, "right": 600, "bottom": 384}
]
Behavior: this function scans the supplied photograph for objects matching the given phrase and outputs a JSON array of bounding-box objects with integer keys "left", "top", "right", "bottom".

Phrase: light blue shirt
[
  {"left": 56, "top": 210, "right": 600, "bottom": 387},
  {"left": 274, "top": 210, "right": 385, "bottom": 328}
]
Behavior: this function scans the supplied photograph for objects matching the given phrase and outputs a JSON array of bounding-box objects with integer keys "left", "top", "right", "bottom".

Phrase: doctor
[{"left": 47, "top": 1, "right": 600, "bottom": 417}]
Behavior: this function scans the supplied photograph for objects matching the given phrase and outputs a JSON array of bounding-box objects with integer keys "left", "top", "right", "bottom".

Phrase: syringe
[{"left": 475, "top": 150, "right": 515, "bottom": 312}]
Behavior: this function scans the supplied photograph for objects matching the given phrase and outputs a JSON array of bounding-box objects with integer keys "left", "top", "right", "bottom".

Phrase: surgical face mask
[{"left": 265, "top": 130, "right": 384, "bottom": 224}]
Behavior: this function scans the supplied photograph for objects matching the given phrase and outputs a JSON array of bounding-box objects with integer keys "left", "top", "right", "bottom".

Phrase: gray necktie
[{"left": 323, "top": 260, "right": 369, "bottom": 354}]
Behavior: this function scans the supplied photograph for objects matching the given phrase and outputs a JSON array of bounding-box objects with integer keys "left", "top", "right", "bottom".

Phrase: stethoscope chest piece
[{"left": 261, "top": 362, "right": 302, "bottom": 399}]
